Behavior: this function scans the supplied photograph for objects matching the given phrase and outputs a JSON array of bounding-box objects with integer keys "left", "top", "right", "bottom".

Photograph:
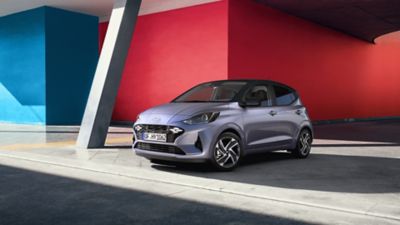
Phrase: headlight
[{"left": 183, "top": 112, "right": 220, "bottom": 125}]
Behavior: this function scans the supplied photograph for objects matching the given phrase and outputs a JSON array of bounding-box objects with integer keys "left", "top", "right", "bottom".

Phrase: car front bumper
[{"left": 132, "top": 123, "right": 219, "bottom": 163}]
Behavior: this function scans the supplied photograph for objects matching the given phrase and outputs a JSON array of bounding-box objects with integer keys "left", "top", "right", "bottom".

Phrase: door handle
[
  {"left": 269, "top": 110, "right": 277, "bottom": 116},
  {"left": 295, "top": 109, "right": 302, "bottom": 115}
]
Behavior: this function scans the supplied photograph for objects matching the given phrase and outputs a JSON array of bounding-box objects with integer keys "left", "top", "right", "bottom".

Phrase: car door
[
  {"left": 267, "top": 84, "right": 304, "bottom": 148},
  {"left": 241, "top": 83, "right": 285, "bottom": 151}
]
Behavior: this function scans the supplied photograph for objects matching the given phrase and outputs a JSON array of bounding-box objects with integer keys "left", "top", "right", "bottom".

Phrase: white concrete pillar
[{"left": 77, "top": 0, "right": 142, "bottom": 148}]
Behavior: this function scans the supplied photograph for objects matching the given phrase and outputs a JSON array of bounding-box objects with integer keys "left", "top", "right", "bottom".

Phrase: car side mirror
[{"left": 239, "top": 100, "right": 261, "bottom": 107}]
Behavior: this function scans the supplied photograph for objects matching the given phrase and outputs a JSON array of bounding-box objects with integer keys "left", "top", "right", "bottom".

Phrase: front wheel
[
  {"left": 210, "top": 132, "right": 242, "bottom": 171},
  {"left": 291, "top": 129, "right": 312, "bottom": 158}
]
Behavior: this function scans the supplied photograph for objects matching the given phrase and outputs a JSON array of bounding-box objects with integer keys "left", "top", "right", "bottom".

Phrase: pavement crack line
[{"left": 0, "top": 153, "right": 399, "bottom": 223}]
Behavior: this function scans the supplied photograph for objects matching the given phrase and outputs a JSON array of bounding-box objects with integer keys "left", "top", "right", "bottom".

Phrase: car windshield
[{"left": 173, "top": 82, "right": 247, "bottom": 103}]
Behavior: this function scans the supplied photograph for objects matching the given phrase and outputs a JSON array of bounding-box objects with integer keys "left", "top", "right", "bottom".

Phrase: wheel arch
[
  {"left": 217, "top": 123, "right": 245, "bottom": 144},
  {"left": 221, "top": 128, "right": 241, "bottom": 139},
  {"left": 300, "top": 124, "right": 314, "bottom": 141}
]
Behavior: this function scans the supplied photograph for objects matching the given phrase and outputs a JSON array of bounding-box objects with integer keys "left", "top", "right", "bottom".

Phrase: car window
[
  {"left": 273, "top": 85, "right": 296, "bottom": 106},
  {"left": 244, "top": 85, "right": 271, "bottom": 107},
  {"left": 174, "top": 82, "right": 247, "bottom": 102},
  {"left": 182, "top": 86, "right": 214, "bottom": 102}
]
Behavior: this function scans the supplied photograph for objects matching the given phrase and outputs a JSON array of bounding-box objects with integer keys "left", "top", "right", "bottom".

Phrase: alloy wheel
[
  {"left": 214, "top": 136, "right": 241, "bottom": 169},
  {"left": 299, "top": 130, "right": 312, "bottom": 156}
]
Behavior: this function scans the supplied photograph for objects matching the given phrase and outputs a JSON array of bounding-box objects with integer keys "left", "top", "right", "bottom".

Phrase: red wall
[
  {"left": 229, "top": 0, "right": 400, "bottom": 121},
  {"left": 100, "top": 1, "right": 228, "bottom": 121},
  {"left": 101, "top": 0, "right": 400, "bottom": 121}
]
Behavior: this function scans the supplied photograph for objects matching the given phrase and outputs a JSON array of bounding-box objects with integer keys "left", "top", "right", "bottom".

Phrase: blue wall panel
[
  {"left": 0, "top": 8, "right": 46, "bottom": 124},
  {"left": 45, "top": 7, "right": 98, "bottom": 125},
  {"left": 0, "top": 7, "right": 98, "bottom": 125}
]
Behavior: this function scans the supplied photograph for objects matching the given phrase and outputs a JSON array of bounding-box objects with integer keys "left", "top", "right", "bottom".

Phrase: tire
[
  {"left": 291, "top": 129, "right": 312, "bottom": 158},
  {"left": 210, "top": 132, "right": 242, "bottom": 171}
]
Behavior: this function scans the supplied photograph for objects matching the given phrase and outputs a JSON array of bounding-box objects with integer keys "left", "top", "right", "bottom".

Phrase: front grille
[
  {"left": 135, "top": 124, "right": 184, "bottom": 143},
  {"left": 142, "top": 124, "right": 169, "bottom": 133},
  {"left": 135, "top": 142, "right": 185, "bottom": 155}
]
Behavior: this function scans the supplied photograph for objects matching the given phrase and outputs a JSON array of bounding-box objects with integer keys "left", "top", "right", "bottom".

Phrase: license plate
[{"left": 143, "top": 132, "right": 167, "bottom": 142}]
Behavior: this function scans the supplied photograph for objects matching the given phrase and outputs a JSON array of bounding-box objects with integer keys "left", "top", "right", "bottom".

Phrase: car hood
[{"left": 137, "top": 102, "right": 230, "bottom": 124}]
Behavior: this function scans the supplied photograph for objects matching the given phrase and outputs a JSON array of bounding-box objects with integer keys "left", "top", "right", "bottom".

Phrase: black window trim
[{"left": 171, "top": 80, "right": 299, "bottom": 106}]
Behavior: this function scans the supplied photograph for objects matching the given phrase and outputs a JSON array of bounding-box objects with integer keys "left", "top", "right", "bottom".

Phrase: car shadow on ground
[
  {"left": 0, "top": 164, "right": 311, "bottom": 225},
  {"left": 152, "top": 152, "right": 400, "bottom": 194}
]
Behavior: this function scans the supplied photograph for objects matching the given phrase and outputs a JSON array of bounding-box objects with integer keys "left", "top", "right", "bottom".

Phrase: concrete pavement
[{"left": 0, "top": 121, "right": 399, "bottom": 224}]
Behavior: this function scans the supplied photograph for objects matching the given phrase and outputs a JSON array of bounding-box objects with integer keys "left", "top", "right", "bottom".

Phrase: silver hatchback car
[{"left": 133, "top": 80, "right": 313, "bottom": 171}]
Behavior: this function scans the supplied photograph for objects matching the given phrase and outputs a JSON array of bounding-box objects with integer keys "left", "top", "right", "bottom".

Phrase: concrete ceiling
[
  {"left": 0, "top": 0, "right": 220, "bottom": 21},
  {"left": 257, "top": 0, "right": 400, "bottom": 43}
]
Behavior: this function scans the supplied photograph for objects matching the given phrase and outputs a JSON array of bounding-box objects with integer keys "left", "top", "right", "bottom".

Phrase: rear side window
[{"left": 273, "top": 85, "right": 296, "bottom": 106}]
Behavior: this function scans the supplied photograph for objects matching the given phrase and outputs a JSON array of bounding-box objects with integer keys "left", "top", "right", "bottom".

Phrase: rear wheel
[
  {"left": 291, "top": 129, "right": 312, "bottom": 158},
  {"left": 210, "top": 132, "right": 242, "bottom": 171}
]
